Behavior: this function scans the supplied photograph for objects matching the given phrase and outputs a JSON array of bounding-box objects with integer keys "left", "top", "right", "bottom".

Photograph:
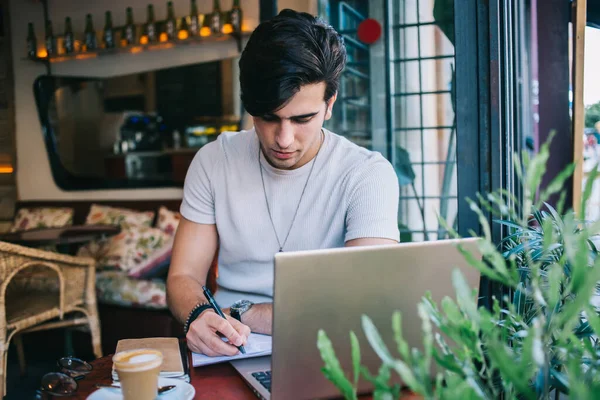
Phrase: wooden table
[
  {"left": 69, "top": 355, "right": 259, "bottom": 399},
  {"left": 67, "top": 355, "right": 421, "bottom": 399}
]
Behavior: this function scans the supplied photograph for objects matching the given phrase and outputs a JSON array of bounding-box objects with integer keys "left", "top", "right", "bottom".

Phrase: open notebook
[
  {"left": 112, "top": 337, "right": 190, "bottom": 382},
  {"left": 192, "top": 333, "right": 272, "bottom": 367}
]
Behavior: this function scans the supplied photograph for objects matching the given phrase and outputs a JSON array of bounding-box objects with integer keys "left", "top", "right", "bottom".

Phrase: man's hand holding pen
[{"left": 186, "top": 308, "right": 251, "bottom": 357}]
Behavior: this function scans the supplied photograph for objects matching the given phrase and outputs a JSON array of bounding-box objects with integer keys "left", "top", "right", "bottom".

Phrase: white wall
[{"left": 10, "top": 0, "right": 314, "bottom": 201}]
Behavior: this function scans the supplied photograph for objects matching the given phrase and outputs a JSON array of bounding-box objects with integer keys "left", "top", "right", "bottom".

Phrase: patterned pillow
[
  {"left": 85, "top": 204, "right": 154, "bottom": 229},
  {"left": 10, "top": 207, "right": 74, "bottom": 232},
  {"left": 77, "top": 226, "right": 171, "bottom": 271},
  {"left": 96, "top": 270, "right": 167, "bottom": 309},
  {"left": 127, "top": 237, "right": 173, "bottom": 279},
  {"left": 156, "top": 206, "right": 181, "bottom": 236}
]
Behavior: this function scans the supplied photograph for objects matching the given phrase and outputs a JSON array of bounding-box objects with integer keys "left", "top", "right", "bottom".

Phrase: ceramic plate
[{"left": 86, "top": 377, "right": 195, "bottom": 400}]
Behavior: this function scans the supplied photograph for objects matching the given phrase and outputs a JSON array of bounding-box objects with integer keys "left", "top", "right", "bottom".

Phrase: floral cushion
[
  {"left": 96, "top": 270, "right": 167, "bottom": 309},
  {"left": 77, "top": 226, "right": 171, "bottom": 271},
  {"left": 156, "top": 206, "right": 181, "bottom": 236},
  {"left": 127, "top": 237, "right": 173, "bottom": 279},
  {"left": 10, "top": 207, "right": 74, "bottom": 232},
  {"left": 85, "top": 204, "right": 154, "bottom": 229}
]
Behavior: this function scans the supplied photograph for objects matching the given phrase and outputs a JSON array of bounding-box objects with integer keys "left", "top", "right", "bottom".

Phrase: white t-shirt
[{"left": 180, "top": 128, "right": 399, "bottom": 306}]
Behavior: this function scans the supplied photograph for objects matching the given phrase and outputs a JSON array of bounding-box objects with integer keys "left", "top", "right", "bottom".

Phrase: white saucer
[{"left": 86, "top": 377, "right": 195, "bottom": 400}]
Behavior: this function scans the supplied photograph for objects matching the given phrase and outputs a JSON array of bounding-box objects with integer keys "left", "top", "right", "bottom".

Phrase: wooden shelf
[{"left": 25, "top": 32, "right": 250, "bottom": 78}]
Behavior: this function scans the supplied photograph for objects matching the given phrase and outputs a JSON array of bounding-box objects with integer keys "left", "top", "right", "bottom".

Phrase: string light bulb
[{"left": 200, "top": 13, "right": 211, "bottom": 37}]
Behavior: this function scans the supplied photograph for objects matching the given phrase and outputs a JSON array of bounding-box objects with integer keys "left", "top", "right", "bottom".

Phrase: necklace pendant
[{"left": 279, "top": 247, "right": 283, "bottom": 252}]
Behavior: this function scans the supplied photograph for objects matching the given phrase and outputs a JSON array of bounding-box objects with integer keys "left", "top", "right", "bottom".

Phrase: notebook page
[{"left": 192, "top": 333, "right": 272, "bottom": 367}]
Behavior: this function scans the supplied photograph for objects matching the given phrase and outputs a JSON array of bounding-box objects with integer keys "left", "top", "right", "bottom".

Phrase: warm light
[
  {"left": 0, "top": 166, "right": 13, "bottom": 174},
  {"left": 74, "top": 53, "right": 97, "bottom": 60},
  {"left": 222, "top": 23, "right": 233, "bottom": 35},
  {"left": 200, "top": 26, "right": 211, "bottom": 37},
  {"left": 159, "top": 32, "right": 168, "bottom": 42},
  {"left": 178, "top": 30, "right": 189, "bottom": 40},
  {"left": 120, "top": 39, "right": 128, "bottom": 47},
  {"left": 130, "top": 46, "right": 143, "bottom": 54},
  {"left": 37, "top": 49, "right": 48, "bottom": 58},
  {"left": 139, "top": 35, "right": 149, "bottom": 45}
]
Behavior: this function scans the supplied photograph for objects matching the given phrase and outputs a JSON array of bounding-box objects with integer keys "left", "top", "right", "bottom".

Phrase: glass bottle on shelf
[
  {"left": 210, "top": 0, "right": 222, "bottom": 34},
  {"left": 189, "top": 0, "right": 199, "bottom": 36},
  {"left": 145, "top": 4, "right": 157, "bottom": 43},
  {"left": 200, "top": 12, "right": 211, "bottom": 37},
  {"left": 178, "top": 16, "right": 189, "bottom": 39},
  {"left": 165, "top": 1, "right": 177, "bottom": 40},
  {"left": 230, "top": 0, "right": 242, "bottom": 33},
  {"left": 103, "top": 11, "right": 115, "bottom": 49},
  {"left": 45, "top": 20, "right": 57, "bottom": 56},
  {"left": 84, "top": 14, "right": 97, "bottom": 51},
  {"left": 64, "top": 17, "right": 74, "bottom": 53},
  {"left": 26, "top": 22, "right": 37, "bottom": 58},
  {"left": 124, "top": 7, "right": 136, "bottom": 45}
]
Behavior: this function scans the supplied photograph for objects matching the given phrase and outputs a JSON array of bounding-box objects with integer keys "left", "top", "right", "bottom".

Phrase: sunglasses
[{"left": 37, "top": 356, "right": 93, "bottom": 397}]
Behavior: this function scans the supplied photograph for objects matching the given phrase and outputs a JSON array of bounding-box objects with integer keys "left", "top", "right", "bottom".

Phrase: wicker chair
[{"left": 0, "top": 241, "right": 102, "bottom": 398}]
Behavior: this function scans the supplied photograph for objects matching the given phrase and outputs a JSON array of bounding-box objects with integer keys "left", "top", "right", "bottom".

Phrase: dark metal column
[
  {"left": 260, "top": 0, "right": 278, "bottom": 22},
  {"left": 455, "top": 0, "right": 529, "bottom": 309},
  {"left": 536, "top": 0, "right": 572, "bottom": 207}
]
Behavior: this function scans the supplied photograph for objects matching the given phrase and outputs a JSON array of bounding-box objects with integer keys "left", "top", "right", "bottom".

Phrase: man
[{"left": 167, "top": 9, "right": 399, "bottom": 357}]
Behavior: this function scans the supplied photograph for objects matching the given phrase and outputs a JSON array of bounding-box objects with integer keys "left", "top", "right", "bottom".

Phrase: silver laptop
[{"left": 231, "top": 238, "right": 482, "bottom": 399}]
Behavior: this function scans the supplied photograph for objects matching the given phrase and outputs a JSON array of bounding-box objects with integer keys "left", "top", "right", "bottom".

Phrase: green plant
[{"left": 318, "top": 137, "right": 600, "bottom": 399}]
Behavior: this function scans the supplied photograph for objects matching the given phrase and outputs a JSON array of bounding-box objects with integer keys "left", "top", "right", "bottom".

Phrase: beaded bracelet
[{"left": 183, "top": 302, "right": 212, "bottom": 334}]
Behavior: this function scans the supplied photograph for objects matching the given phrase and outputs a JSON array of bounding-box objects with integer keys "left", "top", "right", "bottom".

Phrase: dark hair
[{"left": 239, "top": 9, "right": 347, "bottom": 116}]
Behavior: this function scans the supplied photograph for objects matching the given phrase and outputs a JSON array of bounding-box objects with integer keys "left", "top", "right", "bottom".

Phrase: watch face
[{"left": 232, "top": 299, "right": 253, "bottom": 312}]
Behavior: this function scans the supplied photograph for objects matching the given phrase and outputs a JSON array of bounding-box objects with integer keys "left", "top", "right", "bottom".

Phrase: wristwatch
[{"left": 230, "top": 299, "right": 254, "bottom": 322}]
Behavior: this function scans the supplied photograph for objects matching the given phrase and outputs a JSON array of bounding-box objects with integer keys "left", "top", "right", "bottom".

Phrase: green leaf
[
  {"left": 391, "top": 311, "right": 410, "bottom": 360},
  {"left": 549, "top": 369, "right": 570, "bottom": 394},
  {"left": 494, "top": 219, "right": 524, "bottom": 231},
  {"left": 585, "top": 306, "right": 600, "bottom": 337},
  {"left": 581, "top": 165, "right": 599, "bottom": 219},
  {"left": 391, "top": 359, "right": 426, "bottom": 395},
  {"left": 361, "top": 315, "right": 394, "bottom": 365},
  {"left": 317, "top": 330, "right": 357, "bottom": 400},
  {"left": 556, "top": 257, "right": 600, "bottom": 329},
  {"left": 537, "top": 163, "right": 576, "bottom": 208},
  {"left": 360, "top": 365, "right": 398, "bottom": 398},
  {"left": 394, "top": 146, "right": 416, "bottom": 187},
  {"left": 486, "top": 341, "right": 537, "bottom": 400},
  {"left": 547, "top": 263, "right": 563, "bottom": 312},
  {"left": 513, "top": 282, "right": 526, "bottom": 316},
  {"left": 350, "top": 331, "right": 360, "bottom": 386}
]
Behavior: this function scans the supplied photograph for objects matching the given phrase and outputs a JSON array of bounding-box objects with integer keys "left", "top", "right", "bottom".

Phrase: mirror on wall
[{"left": 34, "top": 57, "right": 243, "bottom": 190}]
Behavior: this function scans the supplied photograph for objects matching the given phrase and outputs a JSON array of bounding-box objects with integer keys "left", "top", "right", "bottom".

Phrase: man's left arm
[{"left": 344, "top": 156, "right": 400, "bottom": 246}]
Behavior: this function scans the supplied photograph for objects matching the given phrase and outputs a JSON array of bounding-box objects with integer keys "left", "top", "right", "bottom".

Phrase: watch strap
[
  {"left": 183, "top": 302, "right": 212, "bottom": 334},
  {"left": 230, "top": 307, "right": 242, "bottom": 322}
]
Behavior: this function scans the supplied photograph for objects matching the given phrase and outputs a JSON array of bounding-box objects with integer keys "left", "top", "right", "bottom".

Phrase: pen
[{"left": 202, "top": 285, "right": 246, "bottom": 354}]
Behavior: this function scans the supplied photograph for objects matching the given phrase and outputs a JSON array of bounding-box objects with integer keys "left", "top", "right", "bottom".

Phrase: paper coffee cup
[{"left": 112, "top": 348, "right": 163, "bottom": 400}]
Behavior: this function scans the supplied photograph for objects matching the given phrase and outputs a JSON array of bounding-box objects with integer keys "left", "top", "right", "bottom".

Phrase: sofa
[{"left": 12, "top": 199, "right": 217, "bottom": 356}]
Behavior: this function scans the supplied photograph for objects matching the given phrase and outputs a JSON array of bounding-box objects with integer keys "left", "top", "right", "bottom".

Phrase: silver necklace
[{"left": 259, "top": 131, "right": 324, "bottom": 252}]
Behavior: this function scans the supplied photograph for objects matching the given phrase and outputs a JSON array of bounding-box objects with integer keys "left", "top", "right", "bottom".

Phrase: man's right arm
[{"left": 166, "top": 218, "right": 250, "bottom": 356}]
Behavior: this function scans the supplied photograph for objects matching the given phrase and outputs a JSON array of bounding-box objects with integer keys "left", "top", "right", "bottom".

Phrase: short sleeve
[
  {"left": 344, "top": 156, "right": 400, "bottom": 242},
  {"left": 180, "top": 143, "right": 220, "bottom": 224}
]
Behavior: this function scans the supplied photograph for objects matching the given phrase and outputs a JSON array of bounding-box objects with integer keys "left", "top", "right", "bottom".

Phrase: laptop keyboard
[{"left": 251, "top": 370, "right": 272, "bottom": 392}]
